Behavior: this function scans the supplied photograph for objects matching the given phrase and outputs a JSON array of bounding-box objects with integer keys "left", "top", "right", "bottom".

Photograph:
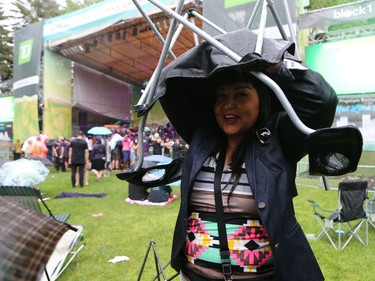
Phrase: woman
[
  {"left": 90, "top": 137, "right": 106, "bottom": 181},
  {"left": 13, "top": 139, "right": 22, "bottom": 160},
  {"left": 130, "top": 137, "right": 140, "bottom": 165},
  {"left": 163, "top": 137, "right": 173, "bottom": 157},
  {"left": 170, "top": 61, "right": 338, "bottom": 281}
]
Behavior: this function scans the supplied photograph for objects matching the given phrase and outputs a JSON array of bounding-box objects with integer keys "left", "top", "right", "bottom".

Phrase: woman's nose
[{"left": 223, "top": 97, "right": 236, "bottom": 108}]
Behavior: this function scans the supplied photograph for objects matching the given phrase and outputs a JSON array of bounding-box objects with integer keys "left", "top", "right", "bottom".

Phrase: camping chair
[
  {"left": 40, "top": 225, "right": 85, "bottom": 281},
  {"left": 0, "top": 185, "right": 86, "bottom": 281},
  {"left": 307, "top": 180, "right": 369, "bottom": 250},
  {"left": 366, "top": 193, "right": 375, "bottom": 229},
  {"left": 0, "top": 185, "right": 70, "bottom": 223}
]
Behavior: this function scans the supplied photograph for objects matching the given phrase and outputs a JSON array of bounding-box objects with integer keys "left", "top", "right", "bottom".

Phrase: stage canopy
[{"left": 44, "top": 0, "right": 202, "bottom": 87}]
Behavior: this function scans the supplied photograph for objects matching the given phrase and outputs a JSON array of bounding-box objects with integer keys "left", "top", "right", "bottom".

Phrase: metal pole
[
  {"left": 146, "top": 0, "right": 314, "bottom": 135},
  {"left": 132, "top": 0, "right": 176, "bottom": 60},
  {"left": 255, "top": 0, "right": 268, "bottom": 54},
  {"left": 266, "top": 0, "right": 288, "bottom": 40},
  {"left": 246, "top": 0, "right": 263, "bottom": 29},
  {"left": 188, "top": 9, "right": 227, "bottom": 35},
  {"left": 281, "top": 0, "right": 300, "bottom": 58}
]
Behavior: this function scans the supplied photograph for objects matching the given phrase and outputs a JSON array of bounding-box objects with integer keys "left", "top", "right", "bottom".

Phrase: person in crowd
[
  {"left": 69, "top": 131, "right": 89, "bottom": 188},
  {"left": 162, "top": 137, "right": 173, "bottom": 157},
  {"left": 151, "top": 133, "right": 163, "bottom": 155},
  {"left": 83, "top": 135, "right": 91, "bottom": 186},
  {"left": 122, "top": 134, "right": 132, "bottom": 169},
  {"left": 63, "top": 138, "right": 71, "bottom": 171},
  {"left": 31, "top": 135, "right": 47, "bottom": 158},
  {"left": 111, "top": 138, "right": 122, "bottom": 170},
  {"left": 130, "top": 137, "right": 140, "bottom": 166},
  {"left": 168, "top": 59, "right": 338, "bottom": 280},
  {"left": 90, "top": 137, "right": 106, "bottom": 180},
  {"left": 24, "top": 138, "right": 34, "bottom": 157},
  {"left": 39, "top": 130, "right": 49, "bottom": 144},
  {"left": 12, "top": 139, "right": 22, "bottom": 160},
  {"left": 104, "top": 135, "right": 112, "bottom": 176},
  {"left": 46, "top": 138, "right": 55, "bottom": 163},
  {"left": 53, "top": 137, "right": 66, "bottom": 172},
  {"left": 172, "top": 138, "right": 189, "bottom": 159}
]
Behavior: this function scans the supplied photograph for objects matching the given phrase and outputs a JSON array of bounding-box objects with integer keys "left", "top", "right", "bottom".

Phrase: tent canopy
[{"left": 48, "top": 1, "right": 202, "bottom": 87}]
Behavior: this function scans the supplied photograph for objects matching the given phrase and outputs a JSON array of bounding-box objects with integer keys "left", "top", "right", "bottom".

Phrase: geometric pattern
[
  {"left": 184, "top": 212, "right": 273, "bottom": 273},
  {"left": 227, "top": 221, "right": 273, "bottom": 272}
]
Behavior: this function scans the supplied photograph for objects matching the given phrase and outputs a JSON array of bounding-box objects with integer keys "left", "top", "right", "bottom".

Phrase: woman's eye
[
  {"left": 215, "top": 92, "right": 225, "bottom": 99},
  {"left": 236, "top": 91, "right": 248, "bottom": 97}
]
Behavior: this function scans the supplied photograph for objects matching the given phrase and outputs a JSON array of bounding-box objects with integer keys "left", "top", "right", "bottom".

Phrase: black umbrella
[
  {"left": 151, "top": 28, "right": 294, "bottom": 143},
  {"left": 27, "top": 156, "right": 54, "bottom": 166},
  {"left": 0, "top": 197, "right": 71, "bottom": 281}
]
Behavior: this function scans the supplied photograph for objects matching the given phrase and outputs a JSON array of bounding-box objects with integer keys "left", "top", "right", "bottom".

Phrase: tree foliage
[
  {"left": 0, "top": 0, "right": 103, "bottom": 82},
  {"left": 10, "top": 0, "right": 61, "bottom": 29},
  {"left": 309, "top": 0, "right": 354, "bottom": 10},
  {"left": 0, "top": 8, "right": 14, "bottom": 81},
  {"left": 0, "top": 0, "right": 369, "bottom": 82}
]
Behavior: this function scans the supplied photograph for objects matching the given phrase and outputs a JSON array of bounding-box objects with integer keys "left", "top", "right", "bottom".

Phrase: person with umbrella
[
  {"left": 156, "top": 30, "right": 338, "bottom": 281},
  {"left": 90, "top": 137, "right": 106, "bottom": 180}
]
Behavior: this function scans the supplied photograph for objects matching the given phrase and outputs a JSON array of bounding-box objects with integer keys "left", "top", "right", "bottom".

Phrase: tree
[
  {"left": 309, "top": 0, "right": 358, "bottom": 10},
  {"left": 0, "top": 0, "right": 103, "bottom": 82},
  {"left": 0, "top": 8, "right": 13, "bottom": 81},
  {"left": 63, "top": 0, "right": 103, "bottom": 14},
  {"left": 9, "top": 0, "right": 61, "bottom": 29}
]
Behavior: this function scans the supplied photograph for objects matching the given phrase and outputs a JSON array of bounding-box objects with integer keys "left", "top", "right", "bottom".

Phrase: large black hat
[{"left": 152, "top": 28, "right": 295, "bottom": 143}]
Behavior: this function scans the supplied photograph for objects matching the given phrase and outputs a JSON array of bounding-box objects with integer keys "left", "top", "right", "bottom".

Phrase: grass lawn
[{"left": 37, "top": 169, "right": 375, "bottom": 281}]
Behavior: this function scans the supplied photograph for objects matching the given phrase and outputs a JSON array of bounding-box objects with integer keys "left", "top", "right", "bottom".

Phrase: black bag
[{"left": 147, "top": 186, "right": 172, "bottom": 203}]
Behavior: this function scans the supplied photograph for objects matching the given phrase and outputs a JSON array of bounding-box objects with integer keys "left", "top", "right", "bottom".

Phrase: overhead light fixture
[
  {"left": 84, "top": 44, "right": 90, "bottom": 53},
  {"left": 132, "top": 27, "right": 138, "bottom": 36},
  {"left": 163, "top": 19, "right": 168, "bottom": 29},
  {"left": 99, "top": 34, "right": 104, "bottom": 44},
  {"left": 108, "top": 32, "right": 113, "bottom": 42}
]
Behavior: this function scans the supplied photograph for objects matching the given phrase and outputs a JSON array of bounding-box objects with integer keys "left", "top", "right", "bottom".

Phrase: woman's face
[{"left": 214, "top": 81, "right": 259, "bottom": 141}]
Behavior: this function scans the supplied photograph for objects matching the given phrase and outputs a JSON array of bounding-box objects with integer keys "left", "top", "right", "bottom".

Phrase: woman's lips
[{"left": 224, "top": 114, "right": 238, "bottom": 124}]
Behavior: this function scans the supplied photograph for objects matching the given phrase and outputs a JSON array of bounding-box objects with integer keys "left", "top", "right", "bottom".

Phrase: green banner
[
  {"left": 13, "top": 21, "right": 43, "bottom": 141},
  {"left": 305, "top": 36, "right": 375, "bottom": 95},
  {"left": 43, "top": 50, "right": 72, "bottom": 138}
]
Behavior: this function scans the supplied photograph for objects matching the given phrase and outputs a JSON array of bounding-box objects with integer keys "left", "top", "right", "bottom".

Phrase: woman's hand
[{"left": 263, "top": 61, "right": 282, "bottom": 76}]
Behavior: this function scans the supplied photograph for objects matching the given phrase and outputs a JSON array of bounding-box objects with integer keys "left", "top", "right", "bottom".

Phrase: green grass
[{"left": 37, "top": 170, "right": 375, "bottom": 281}]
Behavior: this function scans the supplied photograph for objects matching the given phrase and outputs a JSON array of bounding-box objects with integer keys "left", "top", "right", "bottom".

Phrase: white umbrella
[{"left": 0, "top": 158, "right": 49, "bottom": 186}]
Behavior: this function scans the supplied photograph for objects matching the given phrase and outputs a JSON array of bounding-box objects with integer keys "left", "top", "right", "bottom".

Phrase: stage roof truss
[{"left": 51, "top": 2, "right": 202, "bottom": 87}]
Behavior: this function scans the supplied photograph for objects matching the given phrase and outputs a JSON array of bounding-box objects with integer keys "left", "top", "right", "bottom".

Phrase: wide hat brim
[{"left": 151, "top": 28, "right": 295, "bottom": 143}]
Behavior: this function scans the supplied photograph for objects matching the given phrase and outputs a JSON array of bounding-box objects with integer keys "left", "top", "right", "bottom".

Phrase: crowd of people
[{"left": 12, "top": 123, "right": 189, "bottom": 187}]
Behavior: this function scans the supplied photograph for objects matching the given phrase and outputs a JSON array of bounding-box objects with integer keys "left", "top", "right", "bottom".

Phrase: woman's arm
[{"left": 269, "top": 60, "right": 338, "bottom": 130}]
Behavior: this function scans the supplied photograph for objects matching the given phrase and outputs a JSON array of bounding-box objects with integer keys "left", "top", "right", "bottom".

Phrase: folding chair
[
  {"left": 0, "top": 185, "right": 70, "bottom": 223},
  {"left": 366, "top": 193, "right": 375, "bottom": 229},
  {"left": 307, "top": 180, "right": 369, "bottom": 250},
  {"left": 0, "top": 185, "right": 86, "bottom": 280}
]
